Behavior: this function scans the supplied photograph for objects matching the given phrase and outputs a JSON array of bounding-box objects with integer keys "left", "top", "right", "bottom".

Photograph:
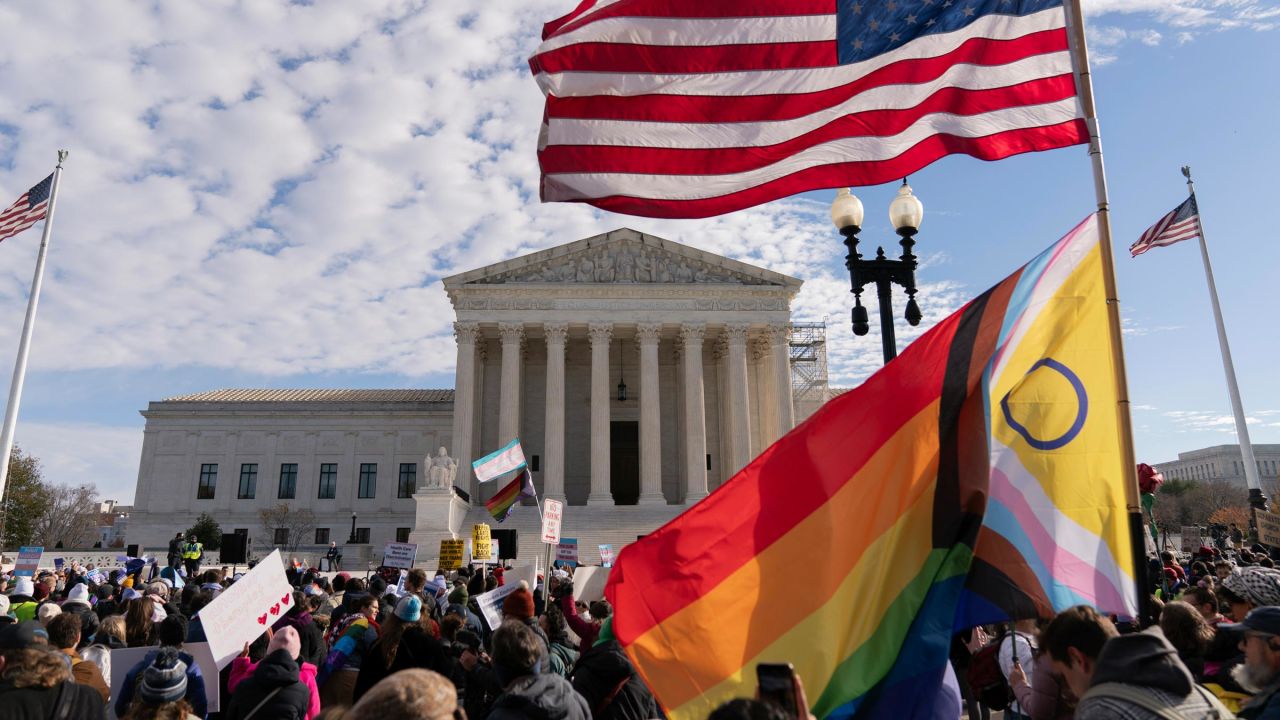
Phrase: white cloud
[
  {"left": 1162, "top": 409, "right": 1278, "bottom": 434},
  {"left": 14, "top": 423, "right": 144, "bottom": 503}
]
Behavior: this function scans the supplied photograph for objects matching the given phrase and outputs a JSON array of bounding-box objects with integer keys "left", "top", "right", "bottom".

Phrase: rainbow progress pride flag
[{"left": 605, "top": 215, "right": 1138, "bottom": 720}]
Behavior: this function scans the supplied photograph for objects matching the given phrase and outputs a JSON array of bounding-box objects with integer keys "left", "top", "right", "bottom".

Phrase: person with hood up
[
  {"left": 488, "top": 619, "right": 590, "bottom": 720},
  {"left": 225, "top": 625, "right": 317, "bottom": 720},
  {"left": 1223, "top": 567, "right": 1280, "bottom": 622},
  {"left": 570, "top": 617, "right": 661, "bottom": 720},
  {"left": 353, "top": 595, "right": 454, "bottom": 702},
  {"left": 7, "top": 577, "right": 38, "bottom": 623},
  {"left": 1038, "top": 604, "right": 1232, "bottom": 719}
]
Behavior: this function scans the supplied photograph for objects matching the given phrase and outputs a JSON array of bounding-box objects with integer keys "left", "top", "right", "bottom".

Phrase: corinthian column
[
  {"left": 725, "top": 323, "right": 752, "bottom": 474},
  {"left": 450, "top": 322, "right": 479, "bottom": 497},
  {"left": 637, "top": 323, "right": 665, "bottom": 504},
  {"left": 681, "top": 324, "right": 709, "bottom": 503},
  {"left": 543, "top": 323, "right": 568, "bottom": 502},
  {"left": 588, "top": 323, "right": 613, "bottom": 505},
  {"left": 497, "top": 323, "right": 524, "bottom": 446},
  {"left": 768, "top": 324, "right": 796, "bottom": 435}
]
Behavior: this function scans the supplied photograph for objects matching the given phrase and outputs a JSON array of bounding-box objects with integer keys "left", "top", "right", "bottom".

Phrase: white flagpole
[
  {"left": 1063, "top": 3, "right": 1147, "bottom": 619},
  {"left": 1181, "top": 166, "right": 1265, "bottom": 504},
  {"left": 0, "top": 150, "right": 68, "bottom": 513}
]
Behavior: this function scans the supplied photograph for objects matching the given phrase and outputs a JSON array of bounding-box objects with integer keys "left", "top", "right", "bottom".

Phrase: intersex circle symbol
[{"left": 999, "top": 358, "right": 1088, "bottom": 451}]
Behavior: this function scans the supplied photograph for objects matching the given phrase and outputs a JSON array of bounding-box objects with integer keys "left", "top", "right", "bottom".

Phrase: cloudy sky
[{"left": 1, "top": 0, "right": 1277, "bottom": 503}]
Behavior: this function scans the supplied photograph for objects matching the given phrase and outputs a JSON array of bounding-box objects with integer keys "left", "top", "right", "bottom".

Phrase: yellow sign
[
  {"left": 472, "top": 523, "right": 492, "bottom": 562},
  {"left": 1258, "top": 511, "right": 1280, "bottom": 548},
  {"left": 439, "top": 539, "right": 465, "bottom": 570}
]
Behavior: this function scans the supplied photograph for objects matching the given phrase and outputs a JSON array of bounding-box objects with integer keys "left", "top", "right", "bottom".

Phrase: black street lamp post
[
  {"left": 348, "top": 512, "right": 358, "bottom": 544},
  {"left": 831, "top": 180, "right": 926, "bottom": 364}
]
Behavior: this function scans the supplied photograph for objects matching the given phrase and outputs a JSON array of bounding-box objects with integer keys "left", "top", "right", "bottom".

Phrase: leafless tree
[
  {"left": 31, "top": 483, "right": 99, "bottom": 548},
  {"left": 258, "top": 503, "right": 317, "bottom": 555}
]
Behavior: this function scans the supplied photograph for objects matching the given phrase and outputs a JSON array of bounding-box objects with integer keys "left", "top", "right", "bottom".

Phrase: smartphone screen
[{"left": 756, "top": 662, "right": 798, "bottom": 718}]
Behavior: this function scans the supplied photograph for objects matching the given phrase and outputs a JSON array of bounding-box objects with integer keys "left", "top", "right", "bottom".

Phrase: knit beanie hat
[
  {"left": 139, "top": 647, "right": 189, "bottom": 704},
  {"left": 448, "top": 587, "right": 468, "bottom": 606},
  {"left": 12, "top": 577, "right": 34, "bottom": 597},
  {"left": 395, "top": 595, "right": 423, "bottom": 623},
  {"left": 31, "top": 583, "right": 49, "bottom": 602},
  {"left": 501, "top": 585, "right": 535, "bottom": 621},
  {"left": 348, "top": 668, "right": 457, "bottom": 720},
  {"left": 266, "top": 625, "right": 302, "bottom": 660},
  {"left": 65, "top": 583, "right": 91, "bottom": 607}
]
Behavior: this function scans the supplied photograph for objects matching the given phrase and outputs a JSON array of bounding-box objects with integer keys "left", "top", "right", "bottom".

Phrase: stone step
[{"left": 454, "top": 502, "right": 687, "bottom": 566}]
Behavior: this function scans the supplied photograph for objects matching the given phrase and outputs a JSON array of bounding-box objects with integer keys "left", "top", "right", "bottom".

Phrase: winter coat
[
  {"left": 319, "top": 613, "right": 379, "bottom": 682},
  {"left": 352, "top": 625, "right": 455, "bottom": 702},
  {"left": 571, "top": 640, "right": 661, "bottom": 720},
  {"left": 558, "top": 595, "right": 600, "bottom": 655},
  {"left": 1076, "top": 629, "right": 1229, "bottom": 720},
  {"left": 224, "top": 649, "right": 314, "bottom": 720},
  {"left": 453, "top": 661, "right": 502, "bottom": 720},
  {"left": 61, "top": 648, "right": 110, "bottom": 703},
  {"left": 488, "top": 672, "right": 591, "bottom": 720},
  {"left": 549, "top": 641, "right": 580, "bottom": 678},
  {"left": 0, "top": 679, "right": 105, "bottom": 719},
  {"left": 115, "top": 647, "right": 209, "bottom": 719},
  {"left": 1240, "top": 679, "right": 1280, "bottom": 719},
  {"left": 275, "top": 611, "right": 327, "bottom": 668}
]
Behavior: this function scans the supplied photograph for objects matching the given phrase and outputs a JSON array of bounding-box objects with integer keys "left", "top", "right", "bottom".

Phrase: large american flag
[
  {"left": 530, "top": 0, "right": 1087, "bottom": 219},
  {"left": 0, "top": 174, "right": 54, "bottom": 244},
  {"left": 1130, "top": 195, "right": 1200, "bottom": 257}
]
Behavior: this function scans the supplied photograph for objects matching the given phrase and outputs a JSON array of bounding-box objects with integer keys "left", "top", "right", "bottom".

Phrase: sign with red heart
[{"left": 196, "top": 549, "right": 296, "bottom": 669}]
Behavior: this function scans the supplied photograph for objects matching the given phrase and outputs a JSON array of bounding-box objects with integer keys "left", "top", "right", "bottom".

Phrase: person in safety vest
[{"left": 181, "top": 535, "right": 203, "bottom": 576}]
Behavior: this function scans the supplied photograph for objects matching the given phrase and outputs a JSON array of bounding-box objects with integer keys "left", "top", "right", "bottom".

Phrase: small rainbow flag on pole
[
  {"left": 606, "top": 215, "right": 1138, "bottom": 720},
  {"left": 485, "top": 467, "right": 536, "bottom": 523}
]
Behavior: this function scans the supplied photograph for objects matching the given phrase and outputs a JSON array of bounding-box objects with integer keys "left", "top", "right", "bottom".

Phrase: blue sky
[{"left": 0, "top": 0, "right": 1277, "bottom": 503}]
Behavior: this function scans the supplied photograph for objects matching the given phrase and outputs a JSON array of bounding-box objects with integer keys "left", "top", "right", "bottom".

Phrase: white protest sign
[
  {"left": 197, "top": 549, "right": 296, "bottom": 668},
  {"left": 506, "top": 563, "right": 538, "bottom": 589},
  {"left": 382, "top": 542, "right": 418, "bottom": 569},
  {"left": 475, "top": 582, "right": 522, "bottom": 631},
  {"left": 572, "top": 566, "right": 611, "bottom": 604},
  {"left": 109, "top": 642, "right": 220, "bottom": 718},
  {"left": 541, "top": 498, "right": 564, "bottom": 544},
  {"left": 598, "top": 544, "right": 614, "bottom": 567}
]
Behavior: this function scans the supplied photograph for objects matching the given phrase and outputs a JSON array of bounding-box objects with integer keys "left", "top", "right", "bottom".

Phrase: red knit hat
[{"left": 502, "top": 586, "right": 535, "bottom": 620}]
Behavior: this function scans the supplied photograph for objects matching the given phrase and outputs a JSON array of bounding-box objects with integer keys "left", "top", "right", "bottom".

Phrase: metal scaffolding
[{"left": 789, "top": 321, "right": 829, "bottom": 408}]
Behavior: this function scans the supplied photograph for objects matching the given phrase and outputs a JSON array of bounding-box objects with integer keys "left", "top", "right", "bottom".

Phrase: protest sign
[
  {"left": 382, "top": 541, "right": 418, "bottom": 569},
  {"left": 556, "top": 538, "right": 578, "bottom": 566},
  {"left": 1180, "top": 526, "right": 1202, "bottom": 553},
  {"left": 573, "top": 566, "right": 611, "bottom": 604},
  {"left": 196, "top": 549, "right": 295, "bottom": 668},
  {"left": 506, "top": 563, "right": 538, "bottom": 589},
  {"left": 14, "top": 547, "right": 41, "bottom": 577},
  {"left": 598, "top": 544, "right": 614, "bottom": 567},
  {"left": 474, "top": 581, "right": 522, "bottom": 631},
  {"left": 541, "top": 499, "right": 564, "bottom": 544},
  {"left": 109, "top": 642, "right": 220, "bottom": 718},
  {"left": 439, "top": 539, "right": 465, "bottom": 570},
  {"left": 1259, "top": 512, "right": 1280, "bottom": 547},
  {"left": 53, "top": 558, "right": 64, "bottom": 570},
  {"left": 472, "top": 524, "right": 492, "bottom": 562}
]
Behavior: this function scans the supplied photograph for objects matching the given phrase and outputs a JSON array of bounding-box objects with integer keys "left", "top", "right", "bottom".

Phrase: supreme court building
[{"left": 128, "top": 229, "right": 826, "bottom": 564}]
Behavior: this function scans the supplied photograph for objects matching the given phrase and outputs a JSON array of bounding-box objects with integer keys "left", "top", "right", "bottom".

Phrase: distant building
[
  {"left": 97, "top": 501, "right": 131, "bottom": 548},
  {"left": 1154, "top": 444, "right": 1280, "bottom": 487}
]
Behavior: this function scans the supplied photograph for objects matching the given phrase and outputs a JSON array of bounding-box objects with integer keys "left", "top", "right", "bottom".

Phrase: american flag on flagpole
[
  {"left": 530, "top": 0, "right": 1088, "bottom": 219},
  {"left": 1130, "top": 195, "right": 1200, "bottom": 257},
  {"left": 0, "top": 175, "right": 54, "bottom": 244}
]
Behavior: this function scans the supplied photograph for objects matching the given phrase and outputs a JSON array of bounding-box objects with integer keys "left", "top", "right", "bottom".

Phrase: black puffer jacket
[
  {"left": 0, "top": 680, "right": 104, "bottom": 720},
  {"left": 223, "top": 649, "right": 311, "bottom": 720},
  {"left": 572, "top": 641, "right": 663, "bottom": 720},
  {"left": 489, "top": 673, "right": 591, "bottom": 720},
  {"left": 352, "top": 625, "right": 455, "bottom": 702}
]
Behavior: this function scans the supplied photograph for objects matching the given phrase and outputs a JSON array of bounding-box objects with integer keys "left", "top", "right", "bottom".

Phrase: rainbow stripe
[
  {"left": 606, "top": 214, "right": 1136, "bottom": 720},
  {"left": 485, "top": 468, "right": 535, "bottom": 522}
]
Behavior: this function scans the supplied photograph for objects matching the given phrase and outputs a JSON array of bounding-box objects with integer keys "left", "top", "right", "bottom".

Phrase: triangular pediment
[{"left": 442, "top": 228, "right": 801, "bottom": 290}]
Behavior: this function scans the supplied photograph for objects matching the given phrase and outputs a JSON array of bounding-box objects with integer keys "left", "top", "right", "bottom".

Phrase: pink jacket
[{"left": 228, "top": 656, "right": 322, "bottom": 720}]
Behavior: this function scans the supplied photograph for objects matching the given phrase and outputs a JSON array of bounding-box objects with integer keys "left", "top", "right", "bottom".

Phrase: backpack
[{"left": 966, "top": 630, "right": 1013, "bottom": 711}]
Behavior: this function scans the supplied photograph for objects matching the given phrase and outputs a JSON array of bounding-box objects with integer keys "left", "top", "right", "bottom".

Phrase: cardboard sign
[
  {"left": 474, "top": 581, "right": 522, "bottom": 631},
  {"left": 598, "top": 544, "right": 614, "bottom": 567},
  {"left": 196, "top": 550, "right": 295, "bottom": 668},
  {"left": 1181, "top": 526, "right": 1202, "bottom": 553},
  {"left": 472, "top": 524, "right": 492, "bottom": 562},
  {"left": 109, "top": 642, "right": 220, "bottom": 718},
  {"left": 556, "top": 538, "right": 579, "bottom": 566},
  {"left": 572, "top": 566, "right": 611, "bottom": 604},
  {"left": 439, "top": 539, "right": 465, "bottom": 570},
  {"left": 1259, "top": 512, "right": 1280, "bottom": 547},
  {"left": 382, "top": 541, "right": 418, "bottom": 570},
  {"left": 541, "top": 499, "right": 564, "bottom": 544},
  {"left": 506, "top": 563, "right": 538, "bottom": 589},
  {"left": 14, "top": 546, "right": 41, "bottom": 577}
]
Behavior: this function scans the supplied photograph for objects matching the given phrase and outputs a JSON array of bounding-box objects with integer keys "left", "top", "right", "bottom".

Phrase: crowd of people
[
  {"left": 8, "top": 540, "right": 1280, "bottom": 719},
  {"left": 0, "top": 554, "right": 659, "bottom": 720}
]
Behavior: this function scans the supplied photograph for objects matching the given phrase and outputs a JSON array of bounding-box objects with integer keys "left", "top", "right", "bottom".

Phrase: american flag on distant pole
[
  {"left": 530, "top": 0, "right": 1088, "bottom": 219},
  {"left": 1130, "top": 195, "right": 1200, "bottom": 257},
  {"left": 0, "top": 174, "right": 53, "bottom": 244}
]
